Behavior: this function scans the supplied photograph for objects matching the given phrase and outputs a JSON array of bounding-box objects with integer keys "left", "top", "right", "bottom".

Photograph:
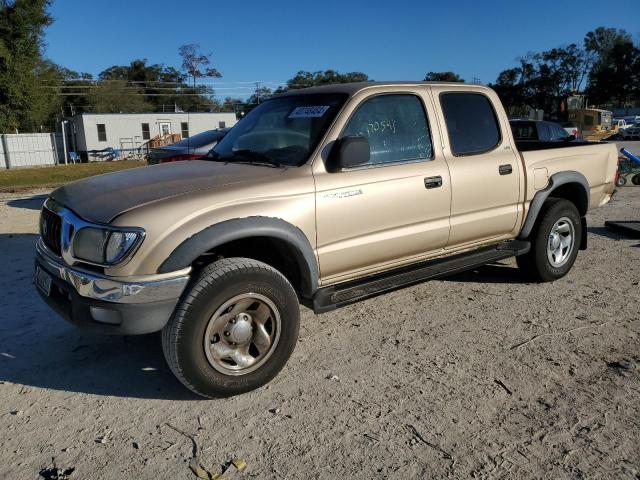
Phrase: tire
[
  {"left": 162, "top": 257, "right": 300, "bottom": 398},
  {"left": 616, "top": 176, "right": 627, "bottom": 187},
  {"left": 517, "top": 198, "right": 582, "bottom": 282},
  {"left": 632, "top": 174, "right": 640, "bottom": 186}
]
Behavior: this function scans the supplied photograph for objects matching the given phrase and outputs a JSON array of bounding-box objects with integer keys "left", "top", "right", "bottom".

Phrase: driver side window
[{"left": 341, "top": 94, "right": 433, "bottom": 166}]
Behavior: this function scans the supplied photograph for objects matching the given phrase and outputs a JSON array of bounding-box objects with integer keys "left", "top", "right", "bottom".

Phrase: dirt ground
[{"left": 0, "top": 187, "right": 638, "bottom": 480}]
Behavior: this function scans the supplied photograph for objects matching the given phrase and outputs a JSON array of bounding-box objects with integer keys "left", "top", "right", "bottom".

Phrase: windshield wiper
[
  {"left": 206, "top": 150, "right": 227, "bottom": 162},
  {"left": 229, "top": 149, "right": 282, "bottom": 168}
]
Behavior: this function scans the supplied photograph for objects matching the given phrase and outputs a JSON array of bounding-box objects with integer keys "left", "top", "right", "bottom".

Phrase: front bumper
[{"left": 35, "top": 239, "right": 190, "bottom": 334}]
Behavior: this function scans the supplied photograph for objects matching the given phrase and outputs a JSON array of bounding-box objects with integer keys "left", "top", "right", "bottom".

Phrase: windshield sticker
[{"left": 288, "top": 105, "right": 330, "bottom": 118}]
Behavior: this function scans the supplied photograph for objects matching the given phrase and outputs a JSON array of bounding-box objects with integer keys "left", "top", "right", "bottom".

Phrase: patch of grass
[{"left": 0, "top": 161, "right": 145, "bottom": 192}]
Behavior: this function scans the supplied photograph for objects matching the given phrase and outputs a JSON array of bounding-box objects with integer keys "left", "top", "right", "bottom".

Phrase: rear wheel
[
  {"left": 632, "top": 174, "right": 640, "bottom": 186},
  {"left": 162, "top": 257, "right": 300, "bottom": 398},
  {"left": 517, "top": 198, "right": 582, "bottom": 282}
]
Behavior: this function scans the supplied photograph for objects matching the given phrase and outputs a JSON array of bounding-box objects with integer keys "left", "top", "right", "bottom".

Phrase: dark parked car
[
  {"left": 510, "top": 120, "right": 578, "bottom": 143},
  {"left": 147, "top": 128, "right": 229, "bottom": 165}
]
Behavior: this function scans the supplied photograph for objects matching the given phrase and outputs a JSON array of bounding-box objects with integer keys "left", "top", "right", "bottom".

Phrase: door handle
[
  {"left": 424, "top": 176, "right": 443, "bottom": 189},
  {"left": 499, "top": 164, "right": 513, "bottom": 175}
]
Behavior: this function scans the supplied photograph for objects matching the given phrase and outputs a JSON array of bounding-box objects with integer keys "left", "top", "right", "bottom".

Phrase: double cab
[{"left": 35, "top": 82, "right": 618, "bottom": 397}]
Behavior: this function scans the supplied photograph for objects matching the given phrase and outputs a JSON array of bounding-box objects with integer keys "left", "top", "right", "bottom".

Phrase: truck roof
[{"left": 277, "top": 81, "right": 487, "bottom": 97}]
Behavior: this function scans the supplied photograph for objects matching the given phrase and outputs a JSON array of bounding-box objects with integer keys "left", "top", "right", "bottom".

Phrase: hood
[{"left": 51, "top": 160, "right": 283, "bottom": 223}]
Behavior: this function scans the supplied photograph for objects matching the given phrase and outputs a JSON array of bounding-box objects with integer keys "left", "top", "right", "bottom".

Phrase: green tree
[
  {"left": 424, "top": 71, "right": 464, "bottom": 82},
  {"left": 586, "top": 40, "right": 640, "bottom": 107},
  {"left": 280, "top": 69, "right": 370, "bottom": 91},
  {"left": 87, "top": 80, "right": 152, "bottom": 113},
  {"left": 246, "top": 86, "right": 272, "bottom": 105},
  {"left": 584, "top": 27, "right": 632, "bottom": 69},
  {"left": 94, "top": 59, "right": 218, "bottom": 112},
  {"left": 178, "top": 43, "right": 222, "bottom": 87},
  {"left": 582, "top": 27, "right": 639, "bottom": 107},
  {"left": 54, "top": 67, "right": 93, "bottom": 116},
  {"left": 492, "top": 44, "right": 590, "bottom": 117},
  {"left": 0, "top": 0, "right": 53, "bottom": 132},
  {"left": 221, "top": 97, "right": 244, "bottom": 112}
]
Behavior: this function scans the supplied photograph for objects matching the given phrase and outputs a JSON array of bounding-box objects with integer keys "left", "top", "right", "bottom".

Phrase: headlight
[
  {"left": 73, "top": 227, "right": 144, "bottom": 266},
  {"left": 105, "top": 231, "right": 140, "bottom": 263}
]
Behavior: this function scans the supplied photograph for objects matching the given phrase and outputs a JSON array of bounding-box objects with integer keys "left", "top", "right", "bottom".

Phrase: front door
[
  {"left": 313, "top": 90, "right": 452, "bottom": 284},
  {"left": 432, "top": 88, "right": 521, "bottom": 248},
  {"left": 159, "top": 122, "right": 171, "bottom": 136}
]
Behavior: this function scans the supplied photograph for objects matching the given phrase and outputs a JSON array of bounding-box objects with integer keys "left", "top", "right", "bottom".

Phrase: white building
[{"left": 70, "top": 112, "right": 237, "bottom": 159}]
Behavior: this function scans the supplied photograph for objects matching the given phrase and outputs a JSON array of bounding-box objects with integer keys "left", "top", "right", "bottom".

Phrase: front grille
[{"left": 40, "top": 207, "right": 62, "bottom": 256}]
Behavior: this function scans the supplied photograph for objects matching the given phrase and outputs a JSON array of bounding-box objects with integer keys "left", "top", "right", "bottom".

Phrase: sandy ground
[{"left": 0, "top": 187, "right": 638, "bottom": 480}]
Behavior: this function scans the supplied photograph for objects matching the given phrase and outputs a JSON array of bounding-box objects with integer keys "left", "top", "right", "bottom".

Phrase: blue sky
[{"left": 45, "top": 0, "right": 639, "bottom": 99}]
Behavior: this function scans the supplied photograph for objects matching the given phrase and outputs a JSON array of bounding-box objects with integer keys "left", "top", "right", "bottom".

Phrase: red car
[{"left": 147, "top": 128, "right": 229, "bottom": 165}]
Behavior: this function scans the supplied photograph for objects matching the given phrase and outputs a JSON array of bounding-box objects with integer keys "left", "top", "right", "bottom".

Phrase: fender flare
[
  {"left": 519, "top": 171, "right": 590, "bottom": 239},
  {"left": 158, "top": 216, "right": 318, "bottom": 296}
]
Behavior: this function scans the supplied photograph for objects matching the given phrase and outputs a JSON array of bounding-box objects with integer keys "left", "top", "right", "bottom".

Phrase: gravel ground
[{"left": 0, "top": 187, "right": 638, "bottom": 480}]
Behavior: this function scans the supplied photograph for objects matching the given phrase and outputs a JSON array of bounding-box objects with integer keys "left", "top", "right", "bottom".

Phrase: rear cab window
[
  {"left": 548, "top": 122, "right": 570, "bottom": 141},
  {"left": 440, "top": 93, "right": 501, "bottom": 156},
  {"left": 537, "top": 122, "right": 551, "bottom": 141}
]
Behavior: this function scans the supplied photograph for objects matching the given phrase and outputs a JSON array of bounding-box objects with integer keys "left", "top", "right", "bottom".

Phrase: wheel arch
[
  {"left": 158, "top": 216, "right": 318, "bottom": 297},
  {"left": 519, "top": 171, "right": 590, "bottom": 240}
]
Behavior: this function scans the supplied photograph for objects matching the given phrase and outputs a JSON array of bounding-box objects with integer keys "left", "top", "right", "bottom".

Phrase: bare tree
[{"left": 178, "top": 44, "right": 222, "bottom": 87}]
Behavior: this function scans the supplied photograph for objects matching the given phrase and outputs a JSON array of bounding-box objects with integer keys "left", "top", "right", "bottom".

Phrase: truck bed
[
  {"left": 518, "top": 140, "right": 618, "bottom": 212},
  {"left": 515, "top": 140, "right": 608, "bottom": 152}
]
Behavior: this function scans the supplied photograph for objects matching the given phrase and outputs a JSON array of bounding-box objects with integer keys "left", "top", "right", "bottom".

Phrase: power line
[
  {"left": 51, "top": 92, "right": 238, "bottom": 97},
  {"left": 38, "top": 85, "right": 264, "bottom": 91},
  {"left": 39, "top": 79, "right": 289, "bottom": 86},
  {"left": 38, "top": 80, "right": 295, "bottom": 89}
]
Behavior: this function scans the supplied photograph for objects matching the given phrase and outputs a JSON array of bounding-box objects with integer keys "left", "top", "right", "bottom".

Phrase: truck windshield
[{"left": 208, "top": 93, "right": 347, "bottom": 167}]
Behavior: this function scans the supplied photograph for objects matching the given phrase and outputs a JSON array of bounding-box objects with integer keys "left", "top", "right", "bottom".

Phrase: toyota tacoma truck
[{"left": 35, "top": 82, "right": 618, "bottom": 398}]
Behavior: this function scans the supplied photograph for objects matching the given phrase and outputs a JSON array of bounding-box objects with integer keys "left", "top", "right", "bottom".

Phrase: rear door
[{"left": 432, "top": 88, "right": 521, "bottom": 247}]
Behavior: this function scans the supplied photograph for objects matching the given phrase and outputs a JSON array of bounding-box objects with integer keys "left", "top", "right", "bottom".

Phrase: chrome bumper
[{"left": 36, "top": 239, "right": 190, "bottom": 304}]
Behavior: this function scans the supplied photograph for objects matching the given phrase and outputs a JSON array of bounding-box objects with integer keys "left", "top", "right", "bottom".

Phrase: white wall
[
  {"left": 73, "top": 112, "right": 237, "bottom": 154},
  {"left": 0, "top": 134, "right": 58, "bottom": 168}
]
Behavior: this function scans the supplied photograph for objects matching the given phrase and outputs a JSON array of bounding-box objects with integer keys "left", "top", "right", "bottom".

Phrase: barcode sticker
[{"left": 288, "top": 106, "right": 330, "bottom": 118}]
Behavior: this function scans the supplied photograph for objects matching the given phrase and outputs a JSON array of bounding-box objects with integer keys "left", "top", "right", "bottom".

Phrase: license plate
[{"left": 35, "top": 266, "right": 52, "bottom": 296}]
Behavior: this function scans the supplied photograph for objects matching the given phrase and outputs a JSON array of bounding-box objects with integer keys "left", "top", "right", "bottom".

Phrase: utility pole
[
  {"left": 60, "top": 121, "right": 68, "bottom": 165},
  {"left": 2, "top": 134, "right": 12, "bottom": 169},
  {"left": 255, "top": 81, "right": 261, "bottom": 104}
]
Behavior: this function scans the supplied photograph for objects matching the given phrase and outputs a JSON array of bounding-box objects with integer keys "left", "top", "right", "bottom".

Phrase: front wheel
[
  {"left": 616, "top": 175, "right": 627, "bottom": 187},
  {"left": 162, "top": 258, "right": 300, "bottom": 398},
  {"left": 517, "top": 198, "right": 582, "bottom": 282}
]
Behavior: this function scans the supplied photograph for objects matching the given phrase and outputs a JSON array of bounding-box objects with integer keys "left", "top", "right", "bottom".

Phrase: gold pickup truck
[{"left": 35, "top": 82, "right": 618, "bottom": 397}]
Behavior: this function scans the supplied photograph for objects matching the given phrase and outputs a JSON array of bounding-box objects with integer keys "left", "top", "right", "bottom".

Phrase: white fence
[{"left": 0, "top": 133, "right": 63, "bottom": 169}]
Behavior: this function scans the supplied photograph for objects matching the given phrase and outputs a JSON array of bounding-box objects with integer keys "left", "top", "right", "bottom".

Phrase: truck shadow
[
  {"left": 444, "top": 262, "right": 525, "bottom": 284},
  {"left": 0, "top": 233, "right": 199, "bottom": 400},
  {"left": 587, "top": 226, "right": 624, "bottom": 241},
  {"left": 5, "top": 194, "right": 48, "bottom": 211}
]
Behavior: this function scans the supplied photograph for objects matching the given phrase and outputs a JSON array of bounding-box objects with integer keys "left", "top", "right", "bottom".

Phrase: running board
[{"left": 311, "top": 240, "right": 530, "bottom": 313}]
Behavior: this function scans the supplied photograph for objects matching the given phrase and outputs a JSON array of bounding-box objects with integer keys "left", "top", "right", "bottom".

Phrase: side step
[{"left": 312, "top": 240, "right": 530, "bottom": 313}]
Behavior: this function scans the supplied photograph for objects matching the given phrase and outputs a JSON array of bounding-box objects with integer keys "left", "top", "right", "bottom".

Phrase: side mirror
[{"left": 329, "top": 136, "right": 370, "bottom": 171}]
